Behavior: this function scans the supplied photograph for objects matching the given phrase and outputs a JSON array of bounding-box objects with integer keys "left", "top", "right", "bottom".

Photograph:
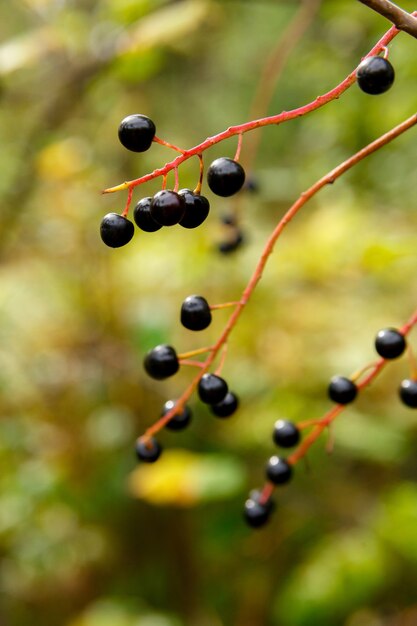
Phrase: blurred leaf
[
  {"left": 274, "top": 530, "right": 390, "bottom": 626},
  {"left": 333, "top": 410, "right": 408, "bottom": 463},
  {"left": 67, "top": 598, "right": 183, "bottom": 626},
  {"left": 116, "top": 0, "right": 213, "bottom": 54},
  {"left": 374, "top": 482, "right": 417, "bottom": 564},
  {"left": 128, "top": 449, "right": 245, "bottom": 506},
  {"left": 0, "top": 26, "right": 60, "bottom": 75},
  {"left": 113, "top": 48, "right": 165, "bottom": 83},
  {"left": 36, "top": 138, "right": 92, "bottom": 181}
]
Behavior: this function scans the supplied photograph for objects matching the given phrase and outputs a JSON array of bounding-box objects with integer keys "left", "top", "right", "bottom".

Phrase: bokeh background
[{"left": 1, "top": 1, "right": 417, "bottom": 625}]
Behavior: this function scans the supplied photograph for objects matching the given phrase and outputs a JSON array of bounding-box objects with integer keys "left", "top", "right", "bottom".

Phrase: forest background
[{"left": 1, "top": 1, "right": 417, "bottom": 625}]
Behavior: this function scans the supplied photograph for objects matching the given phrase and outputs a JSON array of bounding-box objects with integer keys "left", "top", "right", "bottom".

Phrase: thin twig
[
  {"left": 103, "top": 23, "right": 403, "bottom": 196},
  {"left": 243, "top": 0, "right": 323, "bottom": 175},
  {"left": 358, "top": 0, "right": 417, "bottom": 39}
]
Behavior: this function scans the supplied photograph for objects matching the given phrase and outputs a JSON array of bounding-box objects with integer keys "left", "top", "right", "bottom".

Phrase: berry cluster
[
  {"left": 100, "top": 115, "right": 247, "bottom": 248},
  {"left": 99, "top": 27, "right": 417, "bottom": 531},
  {"left": 135, "top": 294, "right": 240, "bottom": 463},
  {"left": 244, "top": 419, "right": 299, "bottom": 528},
  {"left": 244, "top": 326, "right": 416, "bottom": 528}
]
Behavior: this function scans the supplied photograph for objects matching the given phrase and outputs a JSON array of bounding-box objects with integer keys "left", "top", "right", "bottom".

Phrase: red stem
[
  {"left": 142, "top": 113, "right": 417, "bottom": 438},
  {"left": 256, "top": 306, "right": 417, "bottom": 504},
  {"left": 103, "top": 23, "right": 404, "bottom": 196}
]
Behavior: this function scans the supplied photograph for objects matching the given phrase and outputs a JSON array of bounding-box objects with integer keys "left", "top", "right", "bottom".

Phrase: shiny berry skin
[
  {"left": 399, "top": 379, "right": 417, "bottom": 408},
  {"left": 178, "top": 189, "right": 210, "bottom": 229},
  {"left": 328, "top": 376, "right": 358, "bottom": 404},
  {"left": 144, "top": 345, "right": 179, "bottom": 380},
  {"left": 273, "top": 420, "right": 300, "bottom": 448},
  {"left": 210, "top": 391, "right": 239, "bottom": 418},
  {"left": 133, "top": 197, "right": 162, "bottom": 232},
  {"left": 356, "top": 56, "right": 395, "bottom": 95},
  {"left": 118, "top": 114, "right": 156, "bottom": 152},
  {"left": 266, "top": 456, "right": 293, "bottom": 485},
  {"left": 150, "top": 190, "right": 186, "bottom": 226},
  {"left": 198, "top": 373, "right": 228, "bottom": 404},
  {"left": 135, "top": 437, "right": 162, "bottom": 462},
  {"left": 207, "top": 157, "right": 245, "bottom": 197},
  {"left": 100, "top": 213, "right": 134, "bottom": 248},
  {"left": 162, "top": 400, "right": 192, "bottom": 431},
  {"left": 375, "top": 328, "right": 406, "bottom": 359},
  {"left": 180, "top": 295, "right": 212, "bottom": 331},
  {"left": 244, "top": 489, "right": 274, "bottom": 529}
]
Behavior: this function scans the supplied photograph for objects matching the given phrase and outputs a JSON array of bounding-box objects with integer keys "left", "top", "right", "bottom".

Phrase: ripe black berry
[
  {"left": 198, "top": 373, "right": 228, "bottom": 404},
  {"left": 150, "top": 190, "right": 186, "bottom": 226},
  {"left": 118, "top": 114, "right": 156, "bottom": 152},
  {"left": 180, "top": 295, "right": 212, "bottom": 331},
  {"left": 100, "top": 213, "right": 134, "bottom": 248},
  {"left": 266, "top": 456, "right": 293, "bottom": 485},
  {"left": 133, "top": 197, "right": 162, "bottom": 232},
  {"left": 178, "top": 189, "right": 210, "bottom": 229},
  {"left": 375, "top": 328, "right": 406, "bottom": 359},
  {"left": 207, "top": 157, "right": 245, "bottom": 197},
  {"left": 273, "top": 420, "right": 300, "bottom": 448},
  {"left": 162, "top": 400, "right": 192, "bottom": 431},
  {"left": 210, "top": 391, "right": 239, "bottom": 418},
  {"left": 328, "top": 376, "right": 358, "bottom": 404},
  {"left": 244, "top": 489, "right": 274, "bottom": 529},
  {"left": 135, "top": 437, "right": 162, "bottom": 462},
  {"left": 399, "top": 379, "right": 417, "bottom": 408},
  {"left": 144, "top": 345, "right": 179, "bottom": 380},
  {"left": 356, "top": 56, "right": 395, "bottom": 95}
]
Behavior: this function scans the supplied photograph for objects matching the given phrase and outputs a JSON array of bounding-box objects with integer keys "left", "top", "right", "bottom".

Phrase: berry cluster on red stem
[{"left": 100, "top": 14, "right": 417, "bottom": 528}]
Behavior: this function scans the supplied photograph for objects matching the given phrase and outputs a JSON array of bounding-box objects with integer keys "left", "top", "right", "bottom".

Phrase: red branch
[
  {"left": 103, "top": 22, "right": 405, "bottom": 200},
  {"left": 139, "top": 113, "right": 417, "bottom": 443}
]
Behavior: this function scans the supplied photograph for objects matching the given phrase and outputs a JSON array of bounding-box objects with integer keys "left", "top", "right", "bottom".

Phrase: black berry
[
  {"left": 375, "top": 328, "right": 406, "bottom": 359},
  {"left": 244, "top": 177, "right": 259, "bottom": 193},
  {"left": 100, "top": 213, "right": 134, "bottom": 248},
  {"left": 133, "top": 197, "right": 162, "bottom": 232},
  {"left": 218, "top": 230, "right": 244, "bottom": 254},
  {"left": 118, "top": 114, "right": 156, "bottom": 152},
  {"left": 162, "top": 400, "right": 192, "bottom": 431},
  {"left": 220, "top": 213, "right": 237, "bottom": 226},
  {"left": 198, "top": 373, "right": 228, "bottom": 404},
  {"left": 399, "top": 379, "right": 417, "bottom": 408},
  {"left": 207, "top": 157, "right": 245, "bottom": 197},
  {"left": 210, "top": 391, "right": 239, "bottom": 418},
  {"left": 178, "top": 189, "right": 210, "bottom": 229},
  {"left": 135, "top": 437, "right": 162, "bottom": 462},
  {"left": 144, "top": 345, "right": 179, "bottom": 380},
  {"left": 356, "top": 56, "right": 395, "bottom": 95},
  {"left": 150, "top": 190, "right": 186, "bottom": 226},
  {"left": 244, "top": 489, "right": 274, "bottom": 529},
  {"left": 266, "top": 456, "right": 293, "bottom": 485},
  {"left": 180, "top": 295, "right": 212, "bottom": 331},
  {"left": 328, "top": 376, "right": 358, "bottom": 404},
  {"left": 273, "top": 420, "right": 300, "bottom": 448}
]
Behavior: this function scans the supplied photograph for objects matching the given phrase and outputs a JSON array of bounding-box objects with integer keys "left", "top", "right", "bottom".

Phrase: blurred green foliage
[{"left": 1, "top": 1, "right": 417, "bottom": 625}]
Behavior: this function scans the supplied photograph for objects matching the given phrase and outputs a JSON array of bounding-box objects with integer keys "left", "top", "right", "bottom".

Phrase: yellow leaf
[{"left": 127, "top": 449, "right": 245, "bottom": 507}]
